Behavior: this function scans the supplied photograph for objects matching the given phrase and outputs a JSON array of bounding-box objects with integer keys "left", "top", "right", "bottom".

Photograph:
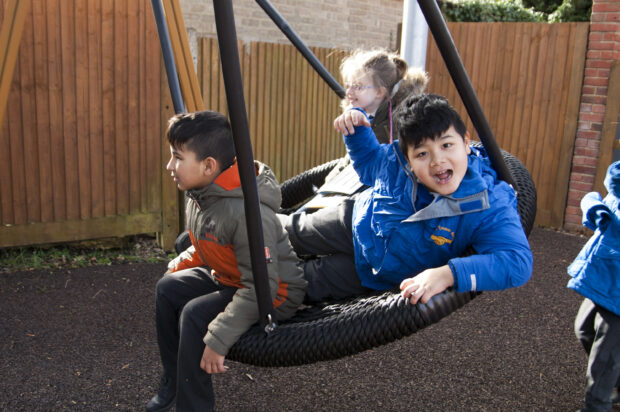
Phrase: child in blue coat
[
  {"left": 284, "top": 93, "right": 533, "bottom": 304},
  {"left": 568, "top": 160, "right": 620, "bottom": 412}
]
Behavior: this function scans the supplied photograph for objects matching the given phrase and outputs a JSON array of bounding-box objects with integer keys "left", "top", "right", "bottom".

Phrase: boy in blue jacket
[
  {"left": 568, "top": 161, "right": 620, "bottom": 412},
  {"left": 284, "top": 93, "right": 532, "bottom": 304}
]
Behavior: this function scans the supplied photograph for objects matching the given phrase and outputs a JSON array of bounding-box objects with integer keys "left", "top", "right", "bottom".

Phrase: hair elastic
[{"left": 390, "top": 79, "right": 403, "bottom": 99}]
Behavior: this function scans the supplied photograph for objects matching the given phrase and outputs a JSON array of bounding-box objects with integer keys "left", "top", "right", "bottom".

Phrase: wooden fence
[
  {"left": 197, "top": 38, "right": 347, "bottom": 180},
  {"left": 426, "top": 22, "right": 589, "bottom": 228},
  {"left": 0, "top": 0, "right": 178, "bottom": 248},
  {"left": 0, "top": 2, "right": 589, "bottom": 248}
]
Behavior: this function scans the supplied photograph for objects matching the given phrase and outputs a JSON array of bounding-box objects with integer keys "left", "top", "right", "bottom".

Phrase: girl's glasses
[{"left": 344, "top": 84, "right": 376, "bottom": 92}]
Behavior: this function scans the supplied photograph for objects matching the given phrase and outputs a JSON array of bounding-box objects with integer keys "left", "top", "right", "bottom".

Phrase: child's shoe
[
  {"left": 146, "top": 375, "right": 176, "bottom": 412},
  {"left": 611, "top": 386, "right": 620, "bottom": 404}
]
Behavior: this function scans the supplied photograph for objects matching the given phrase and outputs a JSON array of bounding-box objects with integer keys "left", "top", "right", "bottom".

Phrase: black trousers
[
  {"left": 283, "top": 198, "right": 371, "bottom": 302},
  {"left": 155, "top": 268, "right": 236, "bottom": 412},
  {"left": 574, "top": 298, "right": 620, "bottom": 412}
]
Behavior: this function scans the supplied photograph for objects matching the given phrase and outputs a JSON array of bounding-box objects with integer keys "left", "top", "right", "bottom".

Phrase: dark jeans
[
  {"left": 283, "top": 198, "right": 371, "bottom": 302},
  {"left": 574, "top": 298, "right": 620, "bottom": 412},
  {"left": 155, "top": 268, "right": 236, "bottom": 412}
]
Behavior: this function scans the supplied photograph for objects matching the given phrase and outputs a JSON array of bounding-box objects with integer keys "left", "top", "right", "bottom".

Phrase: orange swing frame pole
[{"left": 0, "top": 0, "right": 30, "bottom": 129}]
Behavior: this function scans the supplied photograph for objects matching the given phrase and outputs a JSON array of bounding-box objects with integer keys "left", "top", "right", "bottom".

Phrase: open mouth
[{"left": 434, "top": 169, "right": 453, "bottom": 184}]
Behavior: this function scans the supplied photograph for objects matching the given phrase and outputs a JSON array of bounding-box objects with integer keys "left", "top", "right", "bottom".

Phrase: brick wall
[
  {"left": 564, "top": 0, "right": 619, "bottom": 232},
  {"left": 180, "top": 0, "right": 403, "bottom": 62}
]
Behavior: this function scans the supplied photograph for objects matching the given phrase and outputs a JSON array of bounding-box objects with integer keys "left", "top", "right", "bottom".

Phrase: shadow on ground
[{"left": 1, "top": 228, "right": 618, "bottom": 411}]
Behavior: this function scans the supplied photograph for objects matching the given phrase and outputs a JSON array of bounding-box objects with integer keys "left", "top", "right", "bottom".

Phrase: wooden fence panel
[
  {"left": 0, "top": 0, "right": 175, "bottom": 248},
  {"left": 426, "top": 22, "right": 588, "bottom": 228},
  {"left": 197, "top": 37, "right": 347, "bottom": 182}
]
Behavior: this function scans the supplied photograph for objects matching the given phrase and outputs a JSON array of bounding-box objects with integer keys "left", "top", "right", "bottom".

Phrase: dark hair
[
  {"left": 166, "top": 110, "right": 235, "bottom": 169},
  {"left": 395, "top": 94, "right": 467, "bottom": 155}
]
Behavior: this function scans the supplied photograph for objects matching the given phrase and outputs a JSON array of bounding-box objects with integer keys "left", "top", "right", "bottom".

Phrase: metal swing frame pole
[
  {"left": 212, "top": 0, "right": 277, "bottom": 332},
  {"left": 254, "top": 0, "right": 346, "bottom": 99},
  {"left": 416, "top": 0, "right": 516, "bottom": 188},
  {"left": 150, "top": 0, "right": 186, "bottom": 114}
]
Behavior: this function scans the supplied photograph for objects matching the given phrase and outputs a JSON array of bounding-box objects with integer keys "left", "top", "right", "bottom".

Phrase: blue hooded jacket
[
  {"left": 567, "top": 161, "right": 620, "bottom": 316},
  {"left": 344, "top": 113, "right": 533, "bottom": 292}
]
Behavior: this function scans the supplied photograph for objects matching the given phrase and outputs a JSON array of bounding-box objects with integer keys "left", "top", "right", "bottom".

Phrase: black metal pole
[
  {"left": 150, "top": 0, "right": 186, "bottom": 114},
  {"left": 212, "top": 0, "right": 276, "bottom": 332},
  {"left": 255, "top": 0, "right": 346, "bottom": 99},
  {"left": 416, "top": 0, "right": 516, "bottom": 188}
]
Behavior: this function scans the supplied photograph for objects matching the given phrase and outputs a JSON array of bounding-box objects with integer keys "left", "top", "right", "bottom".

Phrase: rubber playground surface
[{"left": 1, "top": 227, "right": 619, "bottom": 411}]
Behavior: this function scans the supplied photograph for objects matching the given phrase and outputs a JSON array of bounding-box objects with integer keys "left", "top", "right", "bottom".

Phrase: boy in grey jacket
[{"left": 147, "top": 111, "right": 306, "bottom": 412}]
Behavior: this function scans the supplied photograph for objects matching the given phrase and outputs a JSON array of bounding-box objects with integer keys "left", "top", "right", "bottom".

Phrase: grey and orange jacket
[{"left": 167, "top": 160, "right": 307, "bottom": 356}]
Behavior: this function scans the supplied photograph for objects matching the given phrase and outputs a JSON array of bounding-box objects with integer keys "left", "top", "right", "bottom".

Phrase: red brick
[
  {"left": 586, "top": 139, "right": 601, "bottom": 150},
  {"left": 592, "top": 104, "right": 606, "bottom": 113},
  {"left": 602, "top": 32, "right": 620, "bottom": 41},
  {"left": 572, "top": 181, "right": 595, "bottom": 191},
  {"left": 583, "top": 77, "right": 609, "bottom": 86},
  {"left": 574, "top": 147, "right": 600, "bottom": 158},
  {"left": 574, "top": 137, "right": 589, "bottom": 147},
  {"left": 573, "top": 155, "right": 587, "bottom": 165},
  {"left": 582, "top": 95, "right": 606, "bottom": 104},
  {"left": 590, "top": 22, "right": 620, "bottom": 32},
  {"left": 576, "top": 130, "right": 599, "bottom": 140},
  {"left": 589, "top": 41, "right": 616, "bottom": 51},
  {"left": 574, "top": 147, "right": 588, "bottom": 156},
  {"left": 597, "top": 68, "right": 611, "bottom": 78},
  {"left": 586, "top": 50, "right": 601, "bottom": 60},
  {"left": 600, "top": 50, "right": 614, "bottom": 59},
  {"left": 566, "top": 196, "right": 582, "bottom": 208},
  {"left": 572, "top": 164, "right": 597, "bottom": 174},
  {"left": 589, "top": 32, "right": 603, "bottom": 42},
  {"left": 596, "top": 87, "right": 609, "bottom": 96},
  {"left": 579, "top": 112, "right": 605, "bottom": 122},
  {"left": 581, "top": 86, "right": 596, "bottom": 95},
  {"left": 583, "top": 156, "right": 599, "bottom": 167},
  {"left": 584, "top": 67, "right": 598, "bottom": 77},
  {"left": 592, "top": 2, "right": 620, "bottom": 12},
  {"left": 586, "top": 60, "right": 613, "bottom": 70}
]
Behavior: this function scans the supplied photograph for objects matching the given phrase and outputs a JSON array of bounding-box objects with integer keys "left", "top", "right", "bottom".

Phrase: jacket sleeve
[
  {"left": 580, "top": 192, "right": 611, "bottom": 232},
  {"left": 342, "top": 109, "right": 388, "bottom": 186},
  {"left": 447, "top": 197, "right": 533, "bottom": 292},
  {"left": 203, "top": 210, "right": 282, "bottom": 356}
]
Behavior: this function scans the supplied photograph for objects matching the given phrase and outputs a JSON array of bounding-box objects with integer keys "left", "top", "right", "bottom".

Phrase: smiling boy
[{"left": 284, "top": 93, "right": 532, "bottom": 304}]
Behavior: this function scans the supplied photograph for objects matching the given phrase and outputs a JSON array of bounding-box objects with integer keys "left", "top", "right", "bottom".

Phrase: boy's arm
[
  {"left": 401, "top": 203, "right": 532, "bottom": 302},
  {"left": 400, "top": 265, "right": 454, "bottom": 304},
  {"left": 447, "top": 201, "right": 533, "bottom": 292},
  {"left": 202, "top": 213, "right": 282, "bottom": 357},
  {"left": 335, "top": 109, "right": 388, "bottom": 185}
]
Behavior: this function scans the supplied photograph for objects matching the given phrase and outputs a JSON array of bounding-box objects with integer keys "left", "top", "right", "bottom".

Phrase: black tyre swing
[{"left": 152, "top": 0, "right": 537, "bottom": 367}]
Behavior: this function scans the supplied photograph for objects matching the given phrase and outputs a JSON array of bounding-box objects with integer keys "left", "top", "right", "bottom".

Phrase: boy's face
[
  {"left": 166, "top": 144, "right": 218, "bottom": 191},
  {"left": 344, "top": 71, "right": 386, "bottom": 114},
  {"left": 405, "top": 126, "right": 471, "bottom": 196}
]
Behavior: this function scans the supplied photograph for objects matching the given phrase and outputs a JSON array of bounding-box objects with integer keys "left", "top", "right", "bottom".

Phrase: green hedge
[{"left": 440, "top": 0, "right": 591, "bottom": 22}]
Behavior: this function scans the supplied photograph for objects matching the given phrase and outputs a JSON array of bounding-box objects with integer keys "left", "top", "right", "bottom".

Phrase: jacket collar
[
  {"left": 393, "top": 143, "right": 491, "bottom": 220},
  {"left": 185, "top": 160, "right": 242, "bottom": 205}
]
